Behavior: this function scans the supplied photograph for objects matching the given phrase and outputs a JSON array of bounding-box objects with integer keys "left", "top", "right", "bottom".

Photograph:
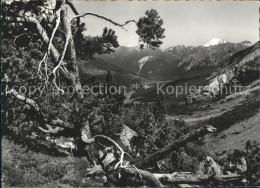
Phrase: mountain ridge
[{"left": 84, "top": 41, "right": 250, "bottom": 81}]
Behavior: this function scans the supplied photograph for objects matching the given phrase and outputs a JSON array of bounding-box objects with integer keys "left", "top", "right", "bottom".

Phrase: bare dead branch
[
  {"left": 38, "top": 9, "right": 61, "bottom": 79},
  {"left": 38, "top": 124, "right": 65, "bottom": 135},
  {"left": 120, "top": 168, "right": 243, "bottom": 186},
  {"left": 47, "top": 9, "right": 61, "bottom": 55},
  {"left": 94, "top": 135, "right": 125, "bottom": 153},
  {"left": 66, "top": 0, "right": 80, "bottom": 27},
  {"left": 82, "top": 134, "right": 131, "bottom": 169},
  {"left": 70, "top": 13, "right": 136, "bottom": 31},
  {"left": 120, "top": 167, "right": 164, "bottom": 187},
  {"left": 81, "top": 130, "right": 243, "bottom": 187}
]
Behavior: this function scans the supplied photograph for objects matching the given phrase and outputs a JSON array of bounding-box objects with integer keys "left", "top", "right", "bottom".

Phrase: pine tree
[
  {"left": 136, "top": 9, "right": 165, "bottom": 49},
  {"left": 105, "top": 70, "right": 114, "bottom": 87}
]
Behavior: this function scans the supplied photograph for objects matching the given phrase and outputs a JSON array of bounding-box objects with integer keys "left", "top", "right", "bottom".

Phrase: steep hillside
[
  {"left": 224, "top": 41, "right": 260, "bottom": 68},
  {"left": 91, "top": 47, "right": 180, "bottom": 81},
  {"left": 209, "top": 111, "right": 260, "bottom": 156},
  {"left": 185, "top": 41, "right": 260, "bottom": 100},
  {"left": 131, "top": 67, "right": 213, "bottom": 109},
  {"left": 78, "top": 58, "right": 148, "bottom": 87},
  {"left": 221, "top": 41, "right": 260, "bottom": 84}
]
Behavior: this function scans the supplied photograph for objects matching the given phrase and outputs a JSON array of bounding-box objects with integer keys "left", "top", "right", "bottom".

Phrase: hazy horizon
[{"left": 72, "top": 1, "right": 259, "bottom": 49}]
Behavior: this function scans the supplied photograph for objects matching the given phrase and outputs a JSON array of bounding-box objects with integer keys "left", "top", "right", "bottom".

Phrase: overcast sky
[{"left": 72, "top": 1, "right": 259, "bottom": 49}]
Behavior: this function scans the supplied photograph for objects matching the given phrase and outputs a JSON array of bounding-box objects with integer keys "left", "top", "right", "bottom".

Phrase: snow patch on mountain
[
  {"left": 204, "top": 38, "right": 226, "bottom": 47},
  {"left": 240, "top": 41, "right": 252, "bottom": 47},
  {"left": 138, "top": 56, "right": 153, "bottom": 74}
]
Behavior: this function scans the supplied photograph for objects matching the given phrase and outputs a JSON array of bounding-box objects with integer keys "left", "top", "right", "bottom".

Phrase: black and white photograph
[{"left": 1, "top": 0, "right": 260, "bottom": 187}]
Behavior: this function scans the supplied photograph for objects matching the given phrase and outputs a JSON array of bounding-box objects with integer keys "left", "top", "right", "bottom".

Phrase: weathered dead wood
[
  {"left": 153, "top": 172, "right": 243, "bottom": 184},
  {"left": 65, "top": 0, "right": 80, "bottom": 27},
  {"left": 118, "top": 168, "right": 243, "bottom": 186},
  {"left": 81, "top": 125, "right": 216, "bottom": 171},
  {"left": 60, "top": 2, "right": 82, "bottom": 94},
  {"left": 132, "top": 125, "right": 216, "bottom": 168},
  {"left": 82, "top": 134, "right": 131, "bottom": 169},
  {"left": 120, "top": 167, "right": 164, "bottom": 187},
  {"left": 80, "top": 125, "right": 232, "bottom": 187},
  {"left": 38, "top": 124, "right": 65, "bottom": 135},
  {"left": 71, "top": 13, "right": 136, "bottom": 31},
  {"left": 38, "top": 8, "right": 62, "bottom": 88},
  {"left": 85, "top": 148, "right": 244, "bottom": 187}
]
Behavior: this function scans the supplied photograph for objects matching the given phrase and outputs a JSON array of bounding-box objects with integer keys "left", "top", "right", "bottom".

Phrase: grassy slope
[
  {"left": 175, "top": 83, "right": 260, "bottom": 157},
  {"left": 207, "top": 111, "right": 260, "bottom": 156},
  {"left": 1, "top": 137, "right": 103, "bottom": 187}
]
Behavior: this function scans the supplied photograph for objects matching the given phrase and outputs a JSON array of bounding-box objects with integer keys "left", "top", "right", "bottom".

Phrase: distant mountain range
[
  {"left": 129, "top": 40, "right": 260, "bottom": 105},
  {"left": 80, "top": 40, "right": 252, "bottom": 83},
  {"left": 187, "top": 40, "right": 260, "bottom": 102},
  {"left": 221, "top": 40, "right": 260, "bottom": 84}
]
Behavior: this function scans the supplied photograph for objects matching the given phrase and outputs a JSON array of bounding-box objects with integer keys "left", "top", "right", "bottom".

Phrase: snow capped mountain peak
[{"left": 204, "top": 38, "right": 226, "bottom": 47}]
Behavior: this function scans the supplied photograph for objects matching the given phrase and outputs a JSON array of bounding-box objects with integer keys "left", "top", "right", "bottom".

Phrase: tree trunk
[
  {"left": 60, "top": 1, "right": 82, "bottom": 94},
  {"left": 132, "top": 125, "right": 216, "bottom": 168},
  {"left": 3, "top": 1, "right": 83, "bottom": 95}
]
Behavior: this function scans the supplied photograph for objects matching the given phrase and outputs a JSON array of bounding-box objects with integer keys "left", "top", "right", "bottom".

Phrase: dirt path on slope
[
  {"left": 165, "top": 110, "right": 227, "bottom": 123},
  {"left": 166, "top": 82, "right": 260, "bottom": 124}
]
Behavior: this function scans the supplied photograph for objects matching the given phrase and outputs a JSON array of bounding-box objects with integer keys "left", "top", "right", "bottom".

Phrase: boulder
[
  {"left": 120, "top": 125, "right": 137, "bottom": 151},
  {"left": 200, "top": 156, "right": 223, "bottom": 176}
]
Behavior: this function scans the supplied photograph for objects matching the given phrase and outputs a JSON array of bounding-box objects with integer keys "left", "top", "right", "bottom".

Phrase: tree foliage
[
  {"left": 73, "top": 21, "right": 119, "bottom": 59},
  {"left": 136, "top": 9, "right": 165, "bottom": 49}
]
